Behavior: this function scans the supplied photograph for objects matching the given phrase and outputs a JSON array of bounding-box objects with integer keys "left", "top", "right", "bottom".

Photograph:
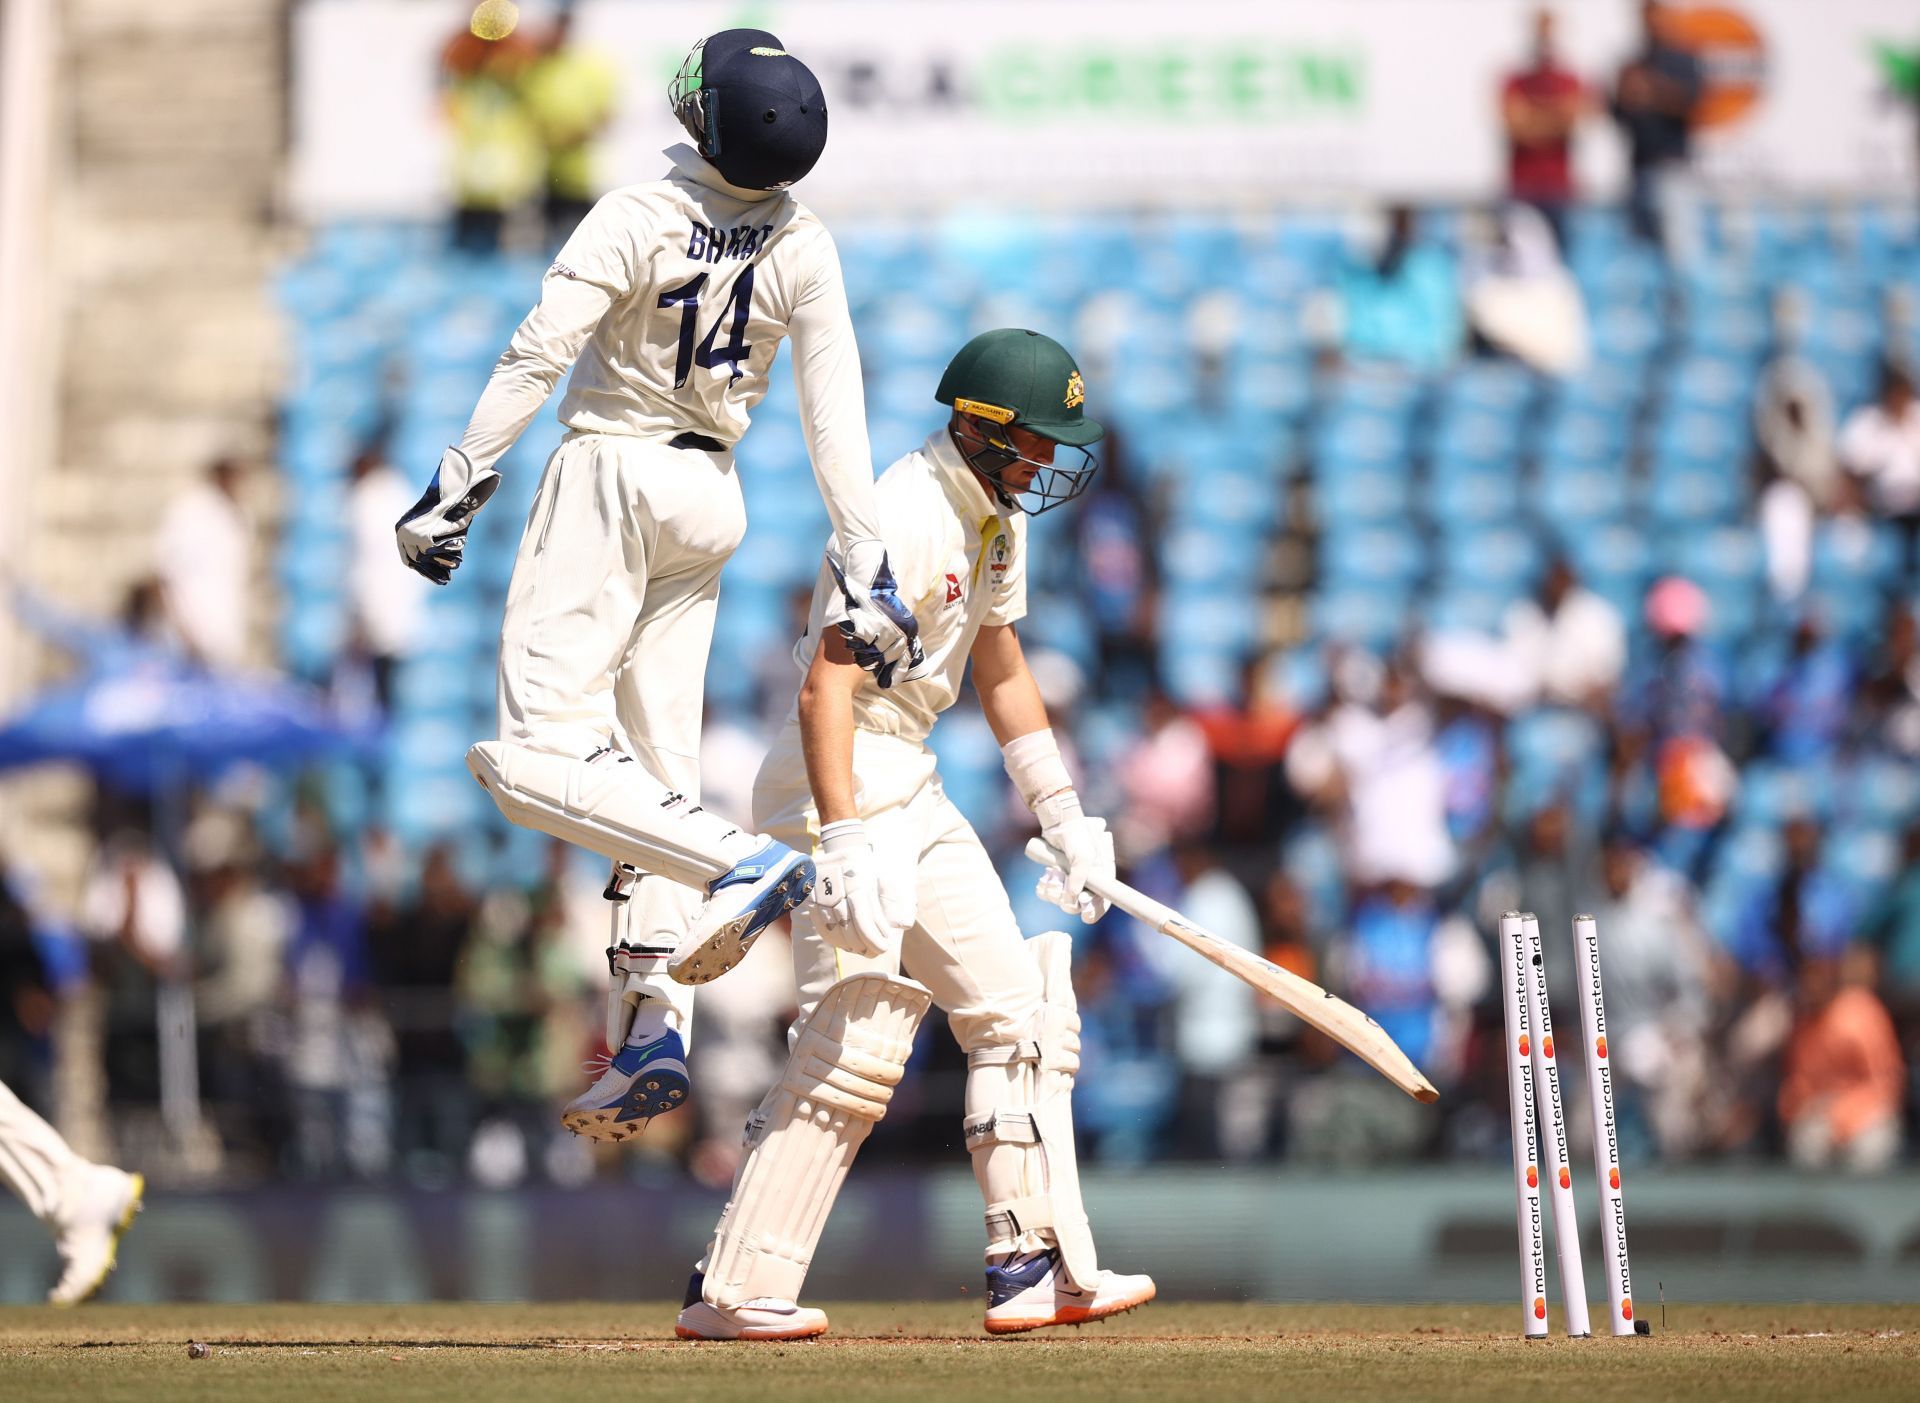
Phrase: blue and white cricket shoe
[
  {"left": 667, "top": 838, "right": 814, "bottom": 985},
  {"left": 560, "top": 1029, "right": 690, "bottom": 1143},
  {"left": 982, "top": 1248, "right": 1156, "bottom": 1335}
]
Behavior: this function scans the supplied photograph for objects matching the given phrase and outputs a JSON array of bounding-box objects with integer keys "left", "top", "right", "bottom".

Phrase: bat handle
[{"left": 1024, "top": 836, "right": 1064, "bottom": 868}]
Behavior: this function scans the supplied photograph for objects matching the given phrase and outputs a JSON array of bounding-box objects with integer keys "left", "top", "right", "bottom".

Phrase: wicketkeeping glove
[
  {"left": 807, "top": 818, "right": 916, "bottom": 959},
  {"left": 395, "top": 447, "right": 501, "bottom": 585},
  {"left": 827, "top": 538, "right": 926, "bottom": 689}
]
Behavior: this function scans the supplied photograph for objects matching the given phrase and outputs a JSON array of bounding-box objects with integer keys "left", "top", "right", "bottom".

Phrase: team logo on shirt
[
  {"left": 1064, "top": 370, "right": 1086, "bottom": 408},
  {"left": 986, "top": 531, "right": 1011, "bottom": 575},
  {"left": 944, "top": 572, "right": 964, "bottom": 606}
]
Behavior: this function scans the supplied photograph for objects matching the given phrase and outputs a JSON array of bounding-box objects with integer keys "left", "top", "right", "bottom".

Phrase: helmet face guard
[
  {"left": 669, "top": 40, "right": 720, "bottom": 159},
  {"left": 950, "top": 414, "right": 1098, "bottom": 516}
]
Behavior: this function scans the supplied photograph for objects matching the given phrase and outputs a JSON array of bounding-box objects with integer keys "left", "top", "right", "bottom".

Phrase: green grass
[{"left": 1, "top": 1303, "right": 1914, "bottom": 1402}]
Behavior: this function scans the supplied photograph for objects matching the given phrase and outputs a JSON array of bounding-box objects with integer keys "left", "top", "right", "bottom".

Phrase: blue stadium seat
[
  {"left": 1811, "top": 519, "right": 1903, "bottom": 592},
  {"left": 1536, "top": 459, "right": 1630, "bottom": 528},
  {"left": 1315, "top": 463, "right": 1410, "bottom": 525},
  {"left": 1312, "top": 585, "right": 1410, "bottom": 651},
  {"left": 1430, "top": 464, "right": 1521, "bottom": 528},
  {"left": 1320, "top": 524, "right": 1425, "bottom": 591},
  {"left": 1439, "top": 523, "right": 1540, "bottom": 597}
]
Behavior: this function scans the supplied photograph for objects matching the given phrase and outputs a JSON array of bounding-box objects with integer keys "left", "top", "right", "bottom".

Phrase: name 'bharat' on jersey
[{"left": 385, "top": 29, "right": 924, "bottom": 1148}]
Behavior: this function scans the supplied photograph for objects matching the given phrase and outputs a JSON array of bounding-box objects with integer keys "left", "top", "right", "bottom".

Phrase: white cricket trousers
[
  {"left": 752, "top": 725, "right": 1043, "bottom": 1055},
  {"left": 0, "top": 1078, "right": 79, "bottom": 1221},
  {"left": 495, "top": 430, "right": 747, "bottom": 956}
]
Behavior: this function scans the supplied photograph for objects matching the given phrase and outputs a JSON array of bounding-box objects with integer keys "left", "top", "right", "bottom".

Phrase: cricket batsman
[
  {"left": 672, "top": 329, "right": 1156, "bottom": 1340},
  {"left": 394, "top": 30, "right": 925, "bottom": 1138}
]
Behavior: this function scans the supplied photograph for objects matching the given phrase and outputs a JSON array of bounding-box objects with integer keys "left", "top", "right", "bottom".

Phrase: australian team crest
[
  {"left": 1064, "top": 370, "right": 1085, "bottom": 409},
  {"left": 987, "top": 530, "right": 1011, "bottom": 575}
]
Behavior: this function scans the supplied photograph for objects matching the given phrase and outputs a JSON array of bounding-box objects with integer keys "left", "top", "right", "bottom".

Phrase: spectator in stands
[
  {"left": 440, "top": 17, "right": 540, "bottom": 254},
  {"left": 152, "top": 457, "right": 251, "bottom": 668},
  {"left": 1839, "top": 360, "right": 1920, "bottom": 567},
  {"left": 1750, "top": 611, "right": 1855, "bottom": 764},
  {"left": 1462, "top": 204, "right": 1589, "bottom": 376},
  {"left": 1192, "top": 653, "right": 1302, "bottom": 847},
  {"left": 1735, "top": 815, "right": 1858, "bottom": 990},
  {"left": 1499, "top": 8, "right": 1587, "bottom": 249},
  {"left": 1778, "top": 957, "right": 1905, "bottom": 1173},
  {"left": 520, "top": 3, "right": 619, "bottom": 246},
  {"left": 1609, "top": 1, "right": 1703, "bottom": 252},
  {"left": 1756, "top": 454, "right": 1816, "bottom": 606},
  {"left": 1755, "top": 354, "right": 1840, "bottom": 509},
  {"left": 1289, "top": 652, "right": 1456, "bottom": 890},
  {"left": 1504, "top": 557, "right": 1627, "bottom": 712},
  {"left": 1146, "top": 840, "right": 1265, "bottom": 1161},
  {"left": 370, "top": 843, "right": 475, "bottom": 1183},
  {"left": 346, "top": 444, "right": 427, "bottom": 712},
  {"left": 79, "top": 802, "right": 186, "bottom": 1107},
  {"left": 185, "top": 810, "right": 291, "bottom": 1158},
  {"left": 283, "top": 840, "right": 388, "bottom": 1179},
  {"left": 1861, "top": 602, "right": 1920, "bottom": 758},
  {"left": 1114, "top": 687, "right": 1215, "bottom": 859},
  {"left": 1337, "top": 206, "right": 1463, "bottom": 374},
  {"left": 0, "top": 850, "right": 56, "bottom": 1099},
  {"left": 1077, "top": 439, "right": 1157, "bottom": 699}
]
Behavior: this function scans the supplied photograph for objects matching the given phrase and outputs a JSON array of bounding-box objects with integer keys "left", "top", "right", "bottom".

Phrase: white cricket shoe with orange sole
[{"left": 981, "top": 1248, "right": 1156, "bottom": 1335}]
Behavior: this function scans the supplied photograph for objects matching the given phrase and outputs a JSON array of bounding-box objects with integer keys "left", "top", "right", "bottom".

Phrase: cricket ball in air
[{"left": 470, "top": 1, "right": 519, "bottom": 41}]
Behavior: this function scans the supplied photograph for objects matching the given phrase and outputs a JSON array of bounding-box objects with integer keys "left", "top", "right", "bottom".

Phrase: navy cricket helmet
[{"left": 670, "top": 29, "right": 829, "bottom": 191}]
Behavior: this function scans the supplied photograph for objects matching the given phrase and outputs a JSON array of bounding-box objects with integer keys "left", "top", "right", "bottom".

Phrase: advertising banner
[{"left": 290, "top": 0, "right": 1920, "bottom": 216}]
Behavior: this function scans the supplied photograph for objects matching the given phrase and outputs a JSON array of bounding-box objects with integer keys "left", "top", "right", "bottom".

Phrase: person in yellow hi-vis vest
[
  {"left": 521, "top": 5, "right": 620, "bottom": 246},
  {"left": 440, "top": 21, "right": 541, "bottom": 254}
]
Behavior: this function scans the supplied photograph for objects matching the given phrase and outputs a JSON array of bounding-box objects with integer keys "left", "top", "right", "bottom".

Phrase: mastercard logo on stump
[
  {"left": 1518, "top": 1034, "right": 1530, "bottom": 1057},
  {"left": 1542, "top": 1035, "right": 1554, "bottom": 1059},
  {"left": 1558, "top": 1167, "right": 1571, "bottom": 1190},
  {"left": 1526, "top": 1164, "right": 1538, "bottom": 1189},
  {"left": 1609, "top": 1167, "right": 1621, "bottom": 1190},
  {"left": 1622, "top": 1300, "right": 1634, "bottom": 1321},
  {"left": 1534, "top": 1297, "right": 1548, "bottom": 1321},
  {"left": 1595, "top": 1035, "right": 1608, "bottom": 1059}
]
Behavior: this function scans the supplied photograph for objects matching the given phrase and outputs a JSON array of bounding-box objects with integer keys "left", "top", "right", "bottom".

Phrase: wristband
[
  {"left": 1000, "top": 728, "right": 1074, "bottom": 810},
  {"left": 819, "top": 818, "right": 867, "bottom": 854}
]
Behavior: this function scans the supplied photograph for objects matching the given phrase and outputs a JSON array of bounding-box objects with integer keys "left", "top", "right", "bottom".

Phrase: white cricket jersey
[
  {"left": 793, "top": 430, "right": 1028, "bottom": 742},
  {"left": 453, "top": 142, "right": 882, "bottom": 551}
]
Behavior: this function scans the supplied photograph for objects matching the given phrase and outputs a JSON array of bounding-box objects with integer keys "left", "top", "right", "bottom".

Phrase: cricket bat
[{"left": 1025, "top": 837, "right": 1440, "bottom": 1104}]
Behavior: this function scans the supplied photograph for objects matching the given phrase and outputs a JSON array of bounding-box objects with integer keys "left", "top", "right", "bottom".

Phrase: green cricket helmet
[{"left": 934, "top": 328, "right": 1103, "bottom": 515}]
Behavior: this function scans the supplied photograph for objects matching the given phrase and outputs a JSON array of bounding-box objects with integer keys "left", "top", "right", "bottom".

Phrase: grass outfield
[{"left": 1, "top": 1302, "right": 1914, "bottom": 1402}]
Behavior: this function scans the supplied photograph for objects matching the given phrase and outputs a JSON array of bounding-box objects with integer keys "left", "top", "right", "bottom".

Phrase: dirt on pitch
[{"left": 1, "top": 1302, "right": 1914, "bottom": 1402}]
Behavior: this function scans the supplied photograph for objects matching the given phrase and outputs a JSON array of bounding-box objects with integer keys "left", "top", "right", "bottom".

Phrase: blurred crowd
[{"left": 3, "top": 0, "right": 1918, "bottom": 1189}]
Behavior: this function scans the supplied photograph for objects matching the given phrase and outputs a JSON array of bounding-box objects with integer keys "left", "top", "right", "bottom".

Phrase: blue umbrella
[{"left": 0, "top": 660, "right": 374, "bottom": 791}]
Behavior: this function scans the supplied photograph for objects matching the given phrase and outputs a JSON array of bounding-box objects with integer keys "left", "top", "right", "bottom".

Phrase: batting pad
[
  {"left": 964, "top": 930, "right": 1100, "bottom": 1289},
  {"left": 466, "top": 740, "right": 747, "bottom": 890},
  {"left": 703, "top": 972, "right": 932, "bottom": 1308}
]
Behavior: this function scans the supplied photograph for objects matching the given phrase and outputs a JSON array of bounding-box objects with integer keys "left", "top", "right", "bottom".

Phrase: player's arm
[
  {"left": 973, "top": 623, "right": 1114, "bottom": 924},
  {"left": 396, "top": 198, "right": 634, "bottom": 583},
  {"left": 797, "top": 628, "right": 864, "bottom": 825},
  {"left": 796, "top": 628, "right": 910, "bottom": 957},
  {"left": 787, "top": 231, "right": 924, "bottom": 686}
]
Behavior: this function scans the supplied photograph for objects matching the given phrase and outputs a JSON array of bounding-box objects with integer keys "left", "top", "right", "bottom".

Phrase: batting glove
[
  {"left": 808, "top": 819, "right": 915, "bottom": 959},
  {"left": 396, "top": 447, "right": 501, "bottom": 585},
  {"left": 1033, "top": 796, "right": 1113, "bottom": 924}
]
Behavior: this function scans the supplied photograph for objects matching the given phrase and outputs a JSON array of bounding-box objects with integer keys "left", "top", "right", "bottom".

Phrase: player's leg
[
  {"left": 675, "top": 734, "right": 926, "bottom": 1340},
  {"left": 560, "top": 865, "right": 695, "bottom": 1141},
  {"left": 676, "top": 944, "right": 930, "bottom": 1340},
  {"left": 907, "top": 798, "right": 1155, "bottom": 1333},
  {"left": 0, "top": 1079, "right": 143, "bottom": 1305},
  {"left": 468, "top": 435, "right": 779, "bottom": 892}
]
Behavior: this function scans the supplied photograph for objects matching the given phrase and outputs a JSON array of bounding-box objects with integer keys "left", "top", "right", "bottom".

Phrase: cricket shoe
[
  {"left": 560, "top": 1029, "right": 690, "bottom": 1142},
  {"left": 668, "top": 839, "right": 814, "bottom": 985},
  {"left": 981, "top": 1248, "right": 1156, "bottom": 1335},
  {"left": 48, "top": 1165, "right": 144, "bottom": 1306},
  {"left": 674, "top": 1273, "right": 829, "bottom": 1340}
]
